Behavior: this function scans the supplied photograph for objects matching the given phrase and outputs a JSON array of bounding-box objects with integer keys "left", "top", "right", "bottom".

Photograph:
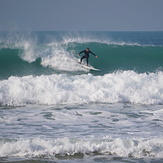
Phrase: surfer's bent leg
[
  {"left": 81, "top": 56, "right": 86, "bottom": 63},
  {"left": 81, "top": 56, "right": 89, "bottom": 66},
  {"left": 86, "top": 57, "right": 89, "bottom": 66}
]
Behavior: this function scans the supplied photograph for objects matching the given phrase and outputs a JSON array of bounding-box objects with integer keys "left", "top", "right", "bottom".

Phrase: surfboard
[
  {"left": 77, "top": 61, "right": 100, "bottom": 71},
  {"left": 81, "top": 64, "right": 100, "bottom": 71}
]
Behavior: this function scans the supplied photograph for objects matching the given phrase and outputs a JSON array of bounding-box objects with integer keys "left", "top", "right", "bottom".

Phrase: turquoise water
[
  {"left": 0, "top": 31, "right": 163, "bottom": 163},
  {"left": 0, "top": 31, "right": 163, "bottom": 79}
]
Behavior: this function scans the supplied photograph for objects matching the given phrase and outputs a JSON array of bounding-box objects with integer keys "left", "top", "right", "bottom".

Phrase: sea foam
[
  {"left": 0, "top": 71, "right": 162, "bottom": 106},
  {"left": 0, "top": 137, "right": 163, "bottom": 158}
]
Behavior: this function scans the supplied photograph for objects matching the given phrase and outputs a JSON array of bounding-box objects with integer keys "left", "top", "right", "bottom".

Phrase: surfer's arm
[
  {"left": 79, "top": 50, "right": 85, "bottom": 56},
  {"left": 90, "top": 51, "right": 98, "bottom": 58}
]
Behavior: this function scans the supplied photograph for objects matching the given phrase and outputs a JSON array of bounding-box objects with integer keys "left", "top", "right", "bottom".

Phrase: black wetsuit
[{"left": 79, "top": 50, "right": 96, "bottom": 65}]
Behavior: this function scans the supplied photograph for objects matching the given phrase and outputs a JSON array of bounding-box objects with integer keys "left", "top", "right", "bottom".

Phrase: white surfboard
[
  {"left": 81, "top": 64, "right": 100, "bottom": 71},
  {"left": 76, "top": 61, "right": 100, "bottom": 71}
]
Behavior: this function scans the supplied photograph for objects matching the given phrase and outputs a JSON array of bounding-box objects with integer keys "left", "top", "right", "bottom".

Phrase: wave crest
[{"left": 0, "top": 136, "right": 163, "bottom": 159}]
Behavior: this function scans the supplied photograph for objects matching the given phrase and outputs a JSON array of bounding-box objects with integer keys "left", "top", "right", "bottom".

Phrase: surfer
[{"left": 78, "top": 48, "right": 98, "bottom": 66}]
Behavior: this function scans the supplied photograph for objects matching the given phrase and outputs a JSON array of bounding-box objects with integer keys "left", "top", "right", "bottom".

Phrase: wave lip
[{"left": 0, "top": 71, "right": 163, "bottom": 106}]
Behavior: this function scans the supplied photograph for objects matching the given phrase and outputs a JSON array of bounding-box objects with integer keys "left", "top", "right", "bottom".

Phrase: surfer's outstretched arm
[
  {"left": 79, "top": 50, "right": 85, "bottom": 56},
  {"left": 90, "top": 51, "right": 98, "bottom": 58}
]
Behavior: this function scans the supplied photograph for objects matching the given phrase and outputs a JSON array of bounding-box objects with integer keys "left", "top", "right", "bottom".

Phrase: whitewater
[
  {"left": 0, "top": 31, "right": 163, "bottom": 163},
  {"left": 0, "top": 71, "right": 163, "bottom": 106}
]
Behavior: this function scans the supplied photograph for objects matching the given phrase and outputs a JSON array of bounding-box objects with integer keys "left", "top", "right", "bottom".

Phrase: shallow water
[{"left": 0, "top": 103, "right": 163, "bottom": 162}]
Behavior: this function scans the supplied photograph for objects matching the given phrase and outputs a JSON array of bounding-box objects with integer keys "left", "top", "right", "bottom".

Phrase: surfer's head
[{"left": 86, "top": 48, "right": 89, "bottom": 51}]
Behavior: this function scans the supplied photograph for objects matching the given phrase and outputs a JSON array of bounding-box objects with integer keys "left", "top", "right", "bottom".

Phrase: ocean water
[{"left": 0, "top": 31, "right": 163, "bottom": 163}]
